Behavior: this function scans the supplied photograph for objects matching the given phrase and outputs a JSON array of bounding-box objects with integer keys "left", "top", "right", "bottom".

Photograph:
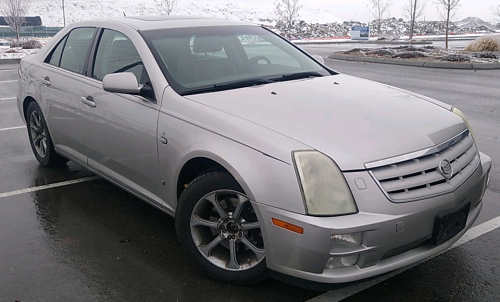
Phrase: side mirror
[
  {"left": 312, "top": 55, "right": 325, "bottom": 65},
  {"left": 102, "top": 72, "right": 141, "bottom": 95}
]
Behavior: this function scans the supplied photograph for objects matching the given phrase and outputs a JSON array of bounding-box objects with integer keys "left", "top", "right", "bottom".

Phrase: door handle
[
  {"left": 81, "top": 95, "right": 96, "bottom": 108},
  {"left": 40, "top": 76, "right": 51, "bottom": 86}
]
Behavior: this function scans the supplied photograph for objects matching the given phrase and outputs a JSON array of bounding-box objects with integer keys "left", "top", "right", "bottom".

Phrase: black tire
[
  {"left": 26, "top": 101, "right": 68, "bottom": 167},
  {"left": 175, "top": 171, "right": 269, "bottom": 285}
]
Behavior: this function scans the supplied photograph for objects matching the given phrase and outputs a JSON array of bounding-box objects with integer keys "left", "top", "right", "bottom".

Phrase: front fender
[{"left": 157, "top": 111, "right": 307, "bottom": 216}]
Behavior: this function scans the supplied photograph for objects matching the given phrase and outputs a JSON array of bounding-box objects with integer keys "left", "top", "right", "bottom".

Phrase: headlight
[
  {"left": 452, "top": 107, "right": 476, "bottom": 142},
  {"left": 293, "top": 151, "right": 358, "bottom": 216}
]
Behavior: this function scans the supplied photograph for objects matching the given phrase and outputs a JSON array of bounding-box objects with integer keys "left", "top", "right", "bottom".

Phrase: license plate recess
[{"left": 432, "top": 202, "right": 470, "bottom": 245}]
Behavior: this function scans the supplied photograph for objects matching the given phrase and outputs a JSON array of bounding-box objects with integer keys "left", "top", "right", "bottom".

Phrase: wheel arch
[
  {"left": 176, "top": 155, "right": 249, "bottom": 201},
  {"left": 23, "top": 96, "right": 37, "bottom": 121}
]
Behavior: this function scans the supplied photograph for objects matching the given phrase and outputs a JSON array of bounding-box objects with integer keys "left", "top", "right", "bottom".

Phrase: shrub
[
  {"left": 9, "top": 39, "right": 42, "bottom": 49},
  {"left": 438, "top": 54, "right": 471, "bottom": 62},
  {"left": 473, "top": 52, "right": 499, "bottom": 59},
  {"left": 21, "top": 39, "right": 42, "bottom": 49},
  {"left": 368, "top": 49, "right": 395, "bottom": 56},
  {"left": 465, "top": 35, "right": 500, "bottom": 52},
  {"left": 392, "top": 51, "right": 428, "bottom": 59},
  {"left": 344, "top": 48, "right": 364, "bottom": 54}
]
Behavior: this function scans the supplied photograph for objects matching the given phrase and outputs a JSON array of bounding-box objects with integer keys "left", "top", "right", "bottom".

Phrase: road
[{"left": 0, "top": 45, "right": 499, "bottom": 301}]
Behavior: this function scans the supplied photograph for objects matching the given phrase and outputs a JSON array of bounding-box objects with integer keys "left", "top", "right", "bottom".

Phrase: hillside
[
  {"left": 29, "top": 0, "right": 342, "bottom": 27},
  {"left": 455, "top": 17, "right": 497, "bottom": 31}
]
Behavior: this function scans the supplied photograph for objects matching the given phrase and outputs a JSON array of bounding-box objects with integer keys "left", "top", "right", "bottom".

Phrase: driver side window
[{"left": 92, "top": 29, "right": 148, "bottom": 85}]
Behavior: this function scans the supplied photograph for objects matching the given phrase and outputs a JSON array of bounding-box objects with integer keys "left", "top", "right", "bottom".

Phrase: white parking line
[
  {"left": 309, "top": 215, "right": 500, "bottom": 302},
  {"left": 0, "top": 80, "right": 17, "bottom": 83},
  {"left": 0, "top": 176, "right": 100, "bottom": 199},
  {"left": 0, "top": 97, "right": 16, "bottom": 101},
  {"left": 0, "top": 126, "right": 25, "bottom": 131}
]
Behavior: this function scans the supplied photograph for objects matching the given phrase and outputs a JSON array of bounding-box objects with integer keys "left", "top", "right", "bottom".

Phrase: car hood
[{"left": 185, "top": 74, "right": 466, "bottom": 170}]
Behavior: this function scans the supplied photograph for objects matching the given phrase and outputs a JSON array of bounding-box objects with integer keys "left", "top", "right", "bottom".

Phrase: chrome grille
[{"left": 369, "top": 131, "right": 480, "bottom": 202}]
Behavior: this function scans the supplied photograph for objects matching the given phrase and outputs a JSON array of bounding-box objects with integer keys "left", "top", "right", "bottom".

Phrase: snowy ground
[
  {"left": 0, "top": 38, "right": 49, "bottom": 60},
  {"left": 0, "top": 46, "right": 38, "bottom": 60}
]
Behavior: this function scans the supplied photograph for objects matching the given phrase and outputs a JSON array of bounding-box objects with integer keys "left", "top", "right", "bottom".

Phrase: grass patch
[{"left": 465, "top": 35, "right": 500, "bottom": 52}]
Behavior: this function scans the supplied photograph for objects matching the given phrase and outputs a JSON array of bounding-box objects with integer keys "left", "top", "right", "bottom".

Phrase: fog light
[
  {"left": 330, "top": 232, "right": 362, "bottom": 249},
  {"left": 325, "top": 255, "right": 359, "bottom": 269}
]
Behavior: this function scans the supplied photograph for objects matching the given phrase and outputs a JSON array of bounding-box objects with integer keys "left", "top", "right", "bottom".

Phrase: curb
[
  {"left": 0, "top": 58, "right": 21, "bottom": 64},
  {"left": 294, "top": 40, "right": 433, "bottom": 45},
  {"left": 328, "top": 53, "right": 500, "bottom": 70}
]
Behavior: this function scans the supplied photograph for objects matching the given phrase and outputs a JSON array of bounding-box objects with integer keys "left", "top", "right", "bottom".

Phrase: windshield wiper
[
  {"left": 270, "top": 71, "right": 324, "bottom": 82},
  {"left": 181, "top": 78, "right": 274, "bottom": 96}
]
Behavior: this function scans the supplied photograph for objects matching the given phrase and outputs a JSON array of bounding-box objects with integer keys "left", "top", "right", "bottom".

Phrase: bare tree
[
  {"left": 493, "top": 5, "right": 500, "bottom": 20},
  {"left": 274, "top": 0, "right": 303, "bottom": 33},
  {"left": 0, "top": 0, "right": 31, "bottom": 40},
  {"left": 156, "top": 0, "right": 178, "bottom": 16},
  {"left": 403, "top": 0, "right": 426, "bottom": 40},
  {"left": 435, "top": 0, "right": 461, "bottom": 49},
  {"left": 367, "top": 0, "right": 392, "bottom": 36}
]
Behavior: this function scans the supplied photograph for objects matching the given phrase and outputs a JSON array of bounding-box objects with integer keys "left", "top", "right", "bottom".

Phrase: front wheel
[{"left": 175, "top": 172, "right": 268, "bottom": 284}]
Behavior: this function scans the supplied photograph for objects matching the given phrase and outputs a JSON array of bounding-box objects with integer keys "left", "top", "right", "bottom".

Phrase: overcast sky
[{"left": 204, "top": 0, "right": 500, "bottom": 23}]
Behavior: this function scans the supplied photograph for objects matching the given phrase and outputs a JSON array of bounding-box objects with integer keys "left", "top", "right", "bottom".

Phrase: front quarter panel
[{"left": 157, "top": 88, "right": 307, "bottom": 215}]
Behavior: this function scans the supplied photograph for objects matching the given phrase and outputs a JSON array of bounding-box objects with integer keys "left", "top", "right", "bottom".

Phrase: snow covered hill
[
  {"left": 29, "top": 0, "right": 342, "bottom": 27},
  {"left": 455, "top": 17, "right": 496, "bottom": 32}
]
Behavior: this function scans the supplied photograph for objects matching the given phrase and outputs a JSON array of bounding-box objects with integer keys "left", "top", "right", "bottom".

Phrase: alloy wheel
[
  {"left": 29, "top": 110, "right": 47, "bottom": 158},
  {"left": 190, "top": 190, "right": 265, "bottom": 271}
]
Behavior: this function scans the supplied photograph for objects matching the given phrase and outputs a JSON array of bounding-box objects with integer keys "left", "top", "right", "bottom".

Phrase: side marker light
[{"left": 272, "top": 218, "right": 304, "bottom": 234}]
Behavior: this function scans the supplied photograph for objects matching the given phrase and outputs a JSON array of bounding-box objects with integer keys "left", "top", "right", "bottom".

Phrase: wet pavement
[
  {"left": 1, "top": 52, "right": 499, "bottom": 302},
  {"left": 336, "top": 229, "right": 500, "bottom": 302},
  {"left": 0, "top": 64, "right": 319, "bottom": 301}
]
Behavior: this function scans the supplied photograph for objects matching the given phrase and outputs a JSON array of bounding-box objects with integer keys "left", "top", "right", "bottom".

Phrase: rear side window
[
  {"left": 59, "top": 27, "right": 96, "bottom": 74},
  {"left": 45, "top": 36, "right": 67, "bottom": 66}
]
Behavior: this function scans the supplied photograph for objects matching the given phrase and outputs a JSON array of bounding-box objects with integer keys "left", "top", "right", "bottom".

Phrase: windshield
[{"left": 141, "top": 25, "right": 332, "bottom": 95}]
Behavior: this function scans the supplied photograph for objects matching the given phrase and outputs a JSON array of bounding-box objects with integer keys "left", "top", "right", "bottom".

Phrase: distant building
[{"left": 0, "top": 16, "right": 42, "bottom": 27}]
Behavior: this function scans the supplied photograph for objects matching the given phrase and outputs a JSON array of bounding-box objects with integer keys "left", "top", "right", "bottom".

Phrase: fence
[{"left": 0, "top": 26, "right": 63, "bottom": 38}]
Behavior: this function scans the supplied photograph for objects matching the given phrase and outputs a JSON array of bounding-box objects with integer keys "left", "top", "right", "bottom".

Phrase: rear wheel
[
  {"left": 176, "top": 172, "right": 268, "bottom": 284},
  {"left": 26, "top": 102, "right": 68, "bottom": 167}
]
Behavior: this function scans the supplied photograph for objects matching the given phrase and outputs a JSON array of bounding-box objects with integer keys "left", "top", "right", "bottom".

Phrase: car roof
[{"left": 72, "top": 15, "right": 257, "bottom": 31}]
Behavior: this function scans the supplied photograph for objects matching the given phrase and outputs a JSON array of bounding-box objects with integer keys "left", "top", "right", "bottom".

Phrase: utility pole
[{"left": 62, "top": 0, "right": 66, "bottom": 27}]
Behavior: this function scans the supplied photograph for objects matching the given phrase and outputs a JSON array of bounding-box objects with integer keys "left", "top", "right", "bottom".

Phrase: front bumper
[{"left": 253, "top": 152, "right": 491, "bottom": 284}]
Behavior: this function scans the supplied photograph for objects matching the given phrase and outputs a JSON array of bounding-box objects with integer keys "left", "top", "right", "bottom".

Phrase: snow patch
[{"left": 0, "top": 48, "right": 37, "bottom": 59}]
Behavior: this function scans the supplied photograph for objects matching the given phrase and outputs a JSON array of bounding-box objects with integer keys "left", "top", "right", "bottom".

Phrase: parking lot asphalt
[
  {"left": 0, "top": 64, "right": 319, "bottom": 302},
  {"left": 1, "top": 52, "right": 499, "bottom": 301}
]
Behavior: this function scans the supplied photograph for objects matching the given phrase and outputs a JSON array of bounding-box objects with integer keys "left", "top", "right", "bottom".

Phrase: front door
[{"left": 79, "top": 29, "right": 162, "bottom": 204}]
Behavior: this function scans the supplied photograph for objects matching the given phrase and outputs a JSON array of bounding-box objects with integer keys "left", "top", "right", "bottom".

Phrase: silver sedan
[{"left": 17, "top": 16, "right": 491, "bottom": 286}]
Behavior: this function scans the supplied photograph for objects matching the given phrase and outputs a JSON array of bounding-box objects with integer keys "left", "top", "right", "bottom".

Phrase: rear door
[
  {"left": 78, "top": 28, "right": 162, "bottom": 204},
  {"left": 39, "top": 27, "right": 97, "bottom": 164}
]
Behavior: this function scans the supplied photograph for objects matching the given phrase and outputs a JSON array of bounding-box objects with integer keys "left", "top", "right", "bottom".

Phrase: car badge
[{"left": 439, "top": 159, "right": 454, "bottom": 179}]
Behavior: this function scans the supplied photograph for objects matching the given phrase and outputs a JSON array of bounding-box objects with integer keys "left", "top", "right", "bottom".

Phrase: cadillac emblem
[{"left": 439, "top": 159, "right": 454, "bottom": 179}]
